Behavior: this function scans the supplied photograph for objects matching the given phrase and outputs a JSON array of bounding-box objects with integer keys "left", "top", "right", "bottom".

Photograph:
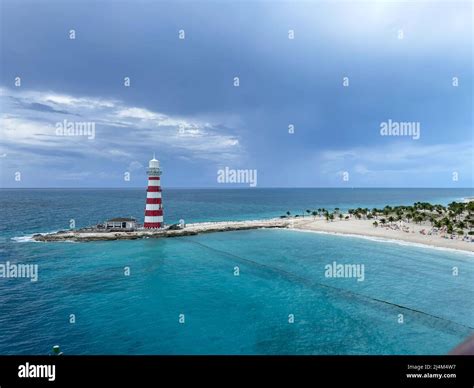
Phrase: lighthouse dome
[{"left": 149, "top": 155, "right": 160, "bottom": 168}]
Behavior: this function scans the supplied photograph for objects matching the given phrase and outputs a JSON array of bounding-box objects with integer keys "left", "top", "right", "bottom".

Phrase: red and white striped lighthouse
[{"left": 144, "top": 154, "right": 163, "bottom": 229}]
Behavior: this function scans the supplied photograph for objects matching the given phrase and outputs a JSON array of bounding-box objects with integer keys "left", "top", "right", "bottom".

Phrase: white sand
[{"left": 290, "top": 217, "right": 474, "bottom": 253}]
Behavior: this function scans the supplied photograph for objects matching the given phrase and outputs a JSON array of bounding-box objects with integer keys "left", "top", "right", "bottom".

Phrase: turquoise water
[{"left": 1, "top": 188, "right": 473, "bottom": 354}]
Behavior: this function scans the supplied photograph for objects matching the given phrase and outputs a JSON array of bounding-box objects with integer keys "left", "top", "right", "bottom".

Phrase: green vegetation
[
  {"left": 348, "top": 201, "right": 473, "bottom": 237},
  {"left": 281, "top": 201, "right": 474, "bottom": 237}
]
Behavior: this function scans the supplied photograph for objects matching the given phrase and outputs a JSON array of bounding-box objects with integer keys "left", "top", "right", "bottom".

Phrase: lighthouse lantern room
[{"left": 144, "top": 154, "right": 164, "bottom": 228}]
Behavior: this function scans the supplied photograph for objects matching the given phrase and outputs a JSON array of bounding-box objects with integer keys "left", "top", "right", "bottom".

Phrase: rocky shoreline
[{"left": 32, "top": 219, "right": 291, "bottom": 242}]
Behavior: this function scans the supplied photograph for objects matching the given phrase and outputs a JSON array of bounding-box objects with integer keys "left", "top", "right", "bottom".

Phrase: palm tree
[
  {"left": 339, "top": 213, "right": 343, "bottom": 221},
  {"left": 312, "top": 211, "right": 317, "bottom": 219},
  {"left": 286, "top": 211, "right": 291, "bottom": 217},
  {"left": 442, "top": 217, "right": 451, "bottom": 227},
  {"left": 468, "top": 219, "right": 474, "bottom": 231},
  {"left": 306, "top": 209, "right": 311, "bottom": 217},
  {"left": 373, "top": 221, "right": 378, "bottom": 227},
  {"left": 388, "top": 216, "right": 394, "bottom": 224},
  {"left": 380, "top": 218, "right": 386, "bottom": 225},
  {"left": 329, "top": 213, "right": 335, "bottom": 222}
]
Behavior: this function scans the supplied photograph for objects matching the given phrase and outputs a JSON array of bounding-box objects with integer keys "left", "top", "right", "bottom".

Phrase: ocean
[{"left": 1, "top": 188, "right": 473, "bottom": 354}]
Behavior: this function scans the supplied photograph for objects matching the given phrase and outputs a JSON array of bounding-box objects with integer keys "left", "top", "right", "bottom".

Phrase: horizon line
[{"left": 0, "top": 187, "right": 472, "bottom": 190}]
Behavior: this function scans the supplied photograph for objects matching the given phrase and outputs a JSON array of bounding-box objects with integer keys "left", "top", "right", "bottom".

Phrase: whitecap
[{"left": 11, "top": 235, "right": 36, "bottom": 243}]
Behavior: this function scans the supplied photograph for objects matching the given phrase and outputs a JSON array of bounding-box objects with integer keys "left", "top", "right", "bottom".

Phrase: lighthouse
[{"left": 144, "top": 154, "right": 163, "bottom": 229}]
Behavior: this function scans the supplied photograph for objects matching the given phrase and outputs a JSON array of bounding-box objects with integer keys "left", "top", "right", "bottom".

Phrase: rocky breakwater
[{"left": 32, "top": 219, "right": 291, "bottom": 242}]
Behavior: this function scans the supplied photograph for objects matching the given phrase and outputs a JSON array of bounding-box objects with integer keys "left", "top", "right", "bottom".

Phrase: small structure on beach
[{"left": 104, "top": 217, "right": 137, "bottom": 230}]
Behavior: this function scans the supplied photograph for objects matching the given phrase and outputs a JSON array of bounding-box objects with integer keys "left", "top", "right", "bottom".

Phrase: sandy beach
[{"left": 291, "top": 217, "right": 474, "bottom": 253}]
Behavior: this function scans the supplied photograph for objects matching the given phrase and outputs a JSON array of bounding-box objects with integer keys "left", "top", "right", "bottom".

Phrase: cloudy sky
[{"left": 0, "top": 0, "right": 472, "bottom": 188}]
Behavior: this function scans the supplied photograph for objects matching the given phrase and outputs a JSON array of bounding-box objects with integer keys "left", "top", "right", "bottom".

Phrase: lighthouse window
[{"left": 122, "top": 222, "right": 126, "bottom": 228}]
